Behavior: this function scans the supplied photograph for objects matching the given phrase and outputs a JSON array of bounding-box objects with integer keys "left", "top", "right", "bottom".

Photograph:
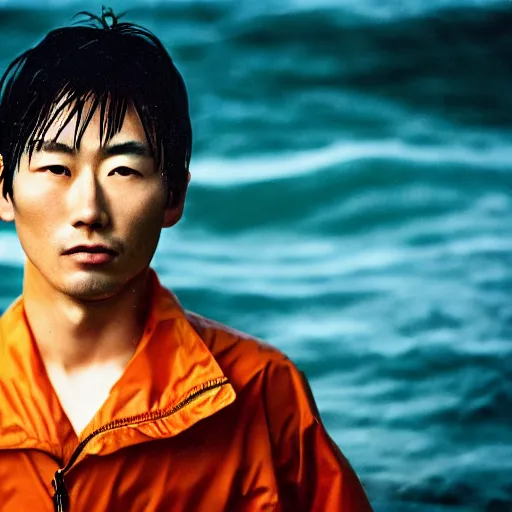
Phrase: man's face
[{"left": 1, "top": 100, "right": 183, "bottom": 301}]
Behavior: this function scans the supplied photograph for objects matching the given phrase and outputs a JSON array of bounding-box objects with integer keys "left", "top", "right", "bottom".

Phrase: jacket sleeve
[{"left": 263, "top": 360, "right": 373, "bottom": 512}]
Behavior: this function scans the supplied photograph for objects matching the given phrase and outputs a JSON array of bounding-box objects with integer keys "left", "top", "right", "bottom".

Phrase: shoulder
[
  {"left": 183, "top": 311, "right": 373, "bottom": 511},
  {"left": 185, "top": 310, "right": 289, "bottom": 381},
  {"left": 184, "top": 310, "right": 319, "bottom": 420}
]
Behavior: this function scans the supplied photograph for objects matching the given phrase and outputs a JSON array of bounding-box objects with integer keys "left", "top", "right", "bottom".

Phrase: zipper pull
[{"left": 52, "top": 469, "right": 70, "bottom": 512}]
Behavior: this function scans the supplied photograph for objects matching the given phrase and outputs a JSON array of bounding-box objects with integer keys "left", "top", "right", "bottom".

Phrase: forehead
[{"left": 40, "top": 96, "right": 148, "bottom": 148}]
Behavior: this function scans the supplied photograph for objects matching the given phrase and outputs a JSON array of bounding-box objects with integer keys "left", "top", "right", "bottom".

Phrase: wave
[
  {"left": 190, "top": 139, "right": 511, "bottom": 186},
  {"left": 185, "top": 137, "right": 512, "bottom": 237}
]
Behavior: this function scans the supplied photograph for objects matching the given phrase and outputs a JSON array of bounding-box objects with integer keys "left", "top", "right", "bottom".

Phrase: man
[{"left": 0, "top": 8, "right": 372, "bottom": 512}]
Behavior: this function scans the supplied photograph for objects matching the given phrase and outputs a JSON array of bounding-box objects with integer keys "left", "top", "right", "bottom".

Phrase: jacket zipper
[{"left": 52, "top": 377, "right": 229, "bottom": 512}]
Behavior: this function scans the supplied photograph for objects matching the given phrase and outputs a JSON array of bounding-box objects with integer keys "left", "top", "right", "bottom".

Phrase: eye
[
  {"left": 44, "top": 165, "right": 70, "bottom": 176},
  {"left": 109, "top": 167, "right": 142, "bottom": 177}
]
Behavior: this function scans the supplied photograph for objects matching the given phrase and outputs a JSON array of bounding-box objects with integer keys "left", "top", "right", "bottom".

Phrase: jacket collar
[{"left": 0, "top": 269, "right": 236, "bottom": 466}]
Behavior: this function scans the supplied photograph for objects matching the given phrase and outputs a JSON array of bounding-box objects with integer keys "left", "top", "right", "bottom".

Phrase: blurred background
[{"left": 1, "top": 0, "right": 511, "bottom": 510}]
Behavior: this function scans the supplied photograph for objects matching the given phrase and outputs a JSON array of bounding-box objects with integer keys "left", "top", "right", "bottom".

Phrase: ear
[
  {"left": 0, "top": 155, "right": 14, "bottom": 223},
  {"left": 162, "top": 172, "right": 191, "bottom": 228}
]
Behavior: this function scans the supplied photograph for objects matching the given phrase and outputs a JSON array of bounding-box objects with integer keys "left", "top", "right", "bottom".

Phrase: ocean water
[{"left": 1, "top": 0, "right": 512, "bottom": 510}]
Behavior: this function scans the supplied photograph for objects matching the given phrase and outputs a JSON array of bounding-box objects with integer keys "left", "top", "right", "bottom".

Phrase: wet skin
[{"left": 0, "top": 102, "right": 184, "bottom": 302}]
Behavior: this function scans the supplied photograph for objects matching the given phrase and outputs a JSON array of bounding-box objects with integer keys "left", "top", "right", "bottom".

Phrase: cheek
[
  {"left": 13, "top": 177, "right": 63, "bottom": 243},
  {"left": 111, "top": 188, "right": 167, "bottom": 244},
  {"left": 14, "top": 171, "right": 63, "bottom": 213}
]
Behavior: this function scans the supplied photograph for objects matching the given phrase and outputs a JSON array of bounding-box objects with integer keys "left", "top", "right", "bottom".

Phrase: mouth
[
  {"left": 62, "top": 245, "right": 118, "bottom": 256},
  {"left": 62, "top": 245, "right": 119, "bottom": 265}
]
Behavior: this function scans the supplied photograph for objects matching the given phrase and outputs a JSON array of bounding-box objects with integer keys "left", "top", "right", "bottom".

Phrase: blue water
[{"left": 1, "top": 1, "right": 512, "bottom": 510}]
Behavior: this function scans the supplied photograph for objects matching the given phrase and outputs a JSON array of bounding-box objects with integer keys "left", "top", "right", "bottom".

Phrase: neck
[{"left": 22, "top": 262, "right": 152, "bottom": 374}]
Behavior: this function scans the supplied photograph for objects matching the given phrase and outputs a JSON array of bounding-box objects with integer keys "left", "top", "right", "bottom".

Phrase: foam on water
[{"left": 190, "top": 139, "right": 512, "bottom": 186}]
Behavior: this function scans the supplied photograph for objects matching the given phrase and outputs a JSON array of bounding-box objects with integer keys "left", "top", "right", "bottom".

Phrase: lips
[
  {"left": 62, "top": 245, "right": 118, "bottom": 256},
  {"left": 62, "top": 244, "right": 119, "bottom": 266}
]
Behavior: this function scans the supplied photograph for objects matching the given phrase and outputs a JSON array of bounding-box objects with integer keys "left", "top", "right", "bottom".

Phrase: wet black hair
[{"left": 0, "top": 8, "right": 192, "bottom": 203}]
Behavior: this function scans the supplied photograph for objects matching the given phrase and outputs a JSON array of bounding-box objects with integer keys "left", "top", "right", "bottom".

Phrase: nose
[{"left": 68, "top": 170, "right": 109, "bottom": 230}]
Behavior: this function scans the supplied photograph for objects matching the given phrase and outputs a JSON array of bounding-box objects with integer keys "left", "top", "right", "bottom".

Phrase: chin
[{"left": 62, "top": 274, "right": 124, "bottom": 302}]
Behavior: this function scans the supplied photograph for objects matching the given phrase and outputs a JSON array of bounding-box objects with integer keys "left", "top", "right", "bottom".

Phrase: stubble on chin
[{"left": 59, "top": 272, "right": 124, "bottom": 302}]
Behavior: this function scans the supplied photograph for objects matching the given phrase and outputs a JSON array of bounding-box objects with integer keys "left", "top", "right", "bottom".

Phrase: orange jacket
[{"left": 0, "top": 270, "right": 372, "bottom": 512}]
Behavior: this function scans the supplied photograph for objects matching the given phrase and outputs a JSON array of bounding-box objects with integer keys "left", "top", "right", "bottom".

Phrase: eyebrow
[{"left": 31, "top": 140, "right": 152, "bottom": 158}]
